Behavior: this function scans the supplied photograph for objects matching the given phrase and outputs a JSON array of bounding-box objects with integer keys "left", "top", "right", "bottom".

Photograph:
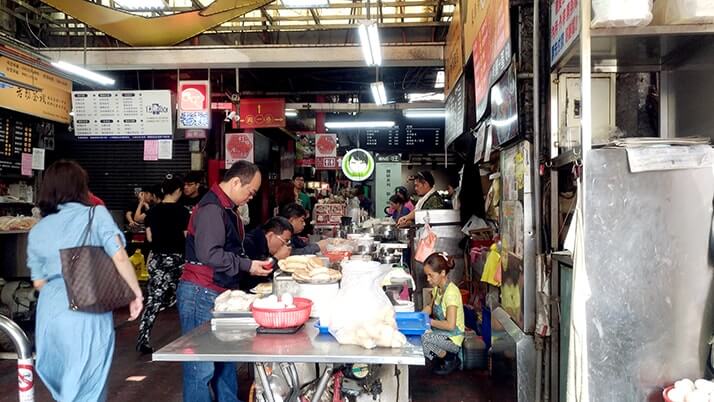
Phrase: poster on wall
[
  {"left": 315, "top": 133, "right": 338, "bottom": 170},
  {"left": 0, "top": 56, "right": 71, "bottom": 124},
  {"left": 225, "top": 132, "right": 254, "bottom": 164},
  {"left": 72, "top": 90, "right": 173, "bottom": 139},
  {"left": 296, "top": 131, "right": 315, "bottom": 166},
  {"left": 375, "top": 161, "right": 402, "bottom": 217},
  {"left": 177, "top": 80, "right": 210, "bottom": 129},
  {"left": 550, "top": 0, "right": 579, "bottom": 67},
  {"left": 473, "top": 0, "right": 511, "bottom": 122},
  {"left": 239, "top": 98, "right": 286, "bottom": 129}
]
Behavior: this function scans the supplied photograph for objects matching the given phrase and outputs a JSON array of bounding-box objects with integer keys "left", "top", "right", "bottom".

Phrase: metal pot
[
  {"left": 355, "top": 242, "right": 379, "bottom": 255},
  {"left": 379, "top": 254, "right": 402, "bottom": 265},
  {"left": 380, "top": 225, "right": 397, "bottom": 241},
  {"left": 397, "top": 228, "right": 412, "bottom": 242}
]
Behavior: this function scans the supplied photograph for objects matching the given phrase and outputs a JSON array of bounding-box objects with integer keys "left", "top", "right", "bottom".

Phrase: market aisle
[{"left": 0, "top": 309, "right": 514, "bottom": 402}]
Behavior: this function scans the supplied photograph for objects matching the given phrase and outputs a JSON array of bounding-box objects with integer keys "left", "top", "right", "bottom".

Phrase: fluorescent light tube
[
  {"left": 403, "top": 108, "right": 446, "bottom": 119},
  {"left": 325, "top": 121, "right": 395, "bottom": 129},
  {"left": 282, "top": 0, "right": 329, "bottom": 8},
  {"left": 371, "top": 81, "right": 387, "bottom": 105},
  {"left": 407, "top": 92, "right": 445, "bottom": 102},
  {"left": 115, "top": 0, "right": 165, "bottom": 9},
  {"left": 285, "top": 109, "right": 298, "bottom": 117},
  {"left": 358, "top": 20, "right": 382, "bottom": 66},
  {"left": 51, "top": 61, "right": 115, "bottom": 86},
  {"left": 435, "top": 71, "right": 445, "bottom": 89}
]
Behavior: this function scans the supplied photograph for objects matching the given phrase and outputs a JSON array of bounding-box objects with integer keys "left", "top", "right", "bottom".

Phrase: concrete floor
[{"left": 0, "top": 308, "right": 516, "bottom": 402}]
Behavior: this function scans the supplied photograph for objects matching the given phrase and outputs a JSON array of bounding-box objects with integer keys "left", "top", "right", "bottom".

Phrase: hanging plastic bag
[
  {"left": 592, "top": 0, "right": 653, "bottom": 27},
  {"left": 653, "top": 0, "right": 714, "bottom": 24},
  {"left": 414, "top": 223, "right": 437, "bottom": 263},
  {"left": 320, "top": 261, "right": 407, "bottom": 349},
  {"left": 481, "top": 244, "right": 502, "bottom": 287}
]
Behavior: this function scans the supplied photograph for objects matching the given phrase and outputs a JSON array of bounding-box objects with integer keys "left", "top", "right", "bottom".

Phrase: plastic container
[
  {"left": 592, "top": 0, "right": 653, "bottom": 27},
  {"left": 653, "top": 0, "right": 714, "bottom": 24},
  {"left": 316, "top": 311, "right": 430, "bottom": 336},
  {"left": 250, "top": 297, "right": 313, "bottom": 329}
]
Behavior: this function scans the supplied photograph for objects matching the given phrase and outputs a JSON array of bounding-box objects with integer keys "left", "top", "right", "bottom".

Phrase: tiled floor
[{"left": 0, "top": 309, "right": 516, "bottom": 402}]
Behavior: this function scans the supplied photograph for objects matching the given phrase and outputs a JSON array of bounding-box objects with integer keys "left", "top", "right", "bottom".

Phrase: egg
[
  {"left": 684, "top": 390, "right": 709, "bottom": 402},
  {"left": 676, "top": 379, "right": 696, "bottom": 393},
  {"left": 667, "top": 386, "right": 687, "bottom": 402},
  {"left": 695, "top": 379, "right": 714, "bottom": 394},
  {"left": 281, "top": 293, "right": 294, "bottom": 306}
]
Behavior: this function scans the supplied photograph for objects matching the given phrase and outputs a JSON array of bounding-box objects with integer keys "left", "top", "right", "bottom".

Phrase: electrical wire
[{"left": 25, "top": 15, "right": 47, "bottom": 48}]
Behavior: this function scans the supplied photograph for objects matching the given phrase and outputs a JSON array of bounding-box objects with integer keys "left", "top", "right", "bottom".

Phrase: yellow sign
[
  {"left": 444, "top": 1, "right": 463, "bottom": 96},
  {"left": 462, "top": 0, "right": 485, "bottom": 61},
  {"left": 0, "top": 56, "right": 71, "bottom": 123}
]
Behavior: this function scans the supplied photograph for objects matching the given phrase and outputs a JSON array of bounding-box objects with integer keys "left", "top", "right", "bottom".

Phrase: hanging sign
[
  {"left": 178, "top": 80, "right": 210, "bottom": 129},
  {"left": 226, "top": 132, "right": 254, "bottom": 164},
  {"left": 341, "top": 148, "right": 375, "bottom": 182},
  {"left": 315, "top": 133, "right": 338, "bottom": 170},
  {"left": 239, "top": 98, "right": 286, "bottom": 129},
  {"left": 445, "top": 73, "right": 466, "bottom": 148},
  {"left": 444, "top": 1, "right": 463, "bottom": 96},
  {"left": 473, "top": 0, "right": 511, "bottom": 122},
  {"left": 0, "top": 56, "right": 71, "bottom": 124},
  {"left": 72, "top": 90, "right": 172, "bottom": 139},
  {"left": 550, "top": 0, "right": 580, "bottom": 67}
]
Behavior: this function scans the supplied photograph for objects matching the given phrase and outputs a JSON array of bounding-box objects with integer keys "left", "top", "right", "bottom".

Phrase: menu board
[
  {"left": 72, "top": 90, "right": 173, "bottom": 140},
  {"left": 445, "top": 74, "right": 466, "bottom": 147},
  {"left": 0, "top": 113, "right": 35, "bottom": 173},
  {"left": 354, "top": 117, "right": 444, "bottom": 153}
]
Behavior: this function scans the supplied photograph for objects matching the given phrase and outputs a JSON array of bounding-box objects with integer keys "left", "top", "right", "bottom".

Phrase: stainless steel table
[{"left": 154, "top": 319, "right": 425, "bottom": 402}]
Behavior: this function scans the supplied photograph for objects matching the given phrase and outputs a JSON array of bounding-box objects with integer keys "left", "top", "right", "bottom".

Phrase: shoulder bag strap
[{"left": 78, "top": 206, "right": 96, "bottom": 247}]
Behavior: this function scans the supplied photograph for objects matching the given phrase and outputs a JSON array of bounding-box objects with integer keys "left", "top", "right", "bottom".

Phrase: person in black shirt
[
  {"left": 179, "top": 170, "right": 208, "bottom": 211},
  {"left": 136, "top": 176, "right": 190, "bottom": 354},
  {"left": 125, "top": 186, "right": 161, "bottom": 229},
  {"left": 239, "top": 217, "right": 293, "bottom": 291},
  {"left": 279, "top": 203, "right": 327, "bottom": 256}
]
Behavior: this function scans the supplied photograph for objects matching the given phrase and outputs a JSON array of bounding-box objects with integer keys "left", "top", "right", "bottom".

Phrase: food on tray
[
  {"left": 214, "top": 290, "right": 258, "bottom": 312},
  {"left": 0, "top": 216, "right": 37, "bottom": 232},
  {"left": 252, "top": 293, "right": 296, "bottom": 310},
  {"left": 277, "top": 255, "right": 324, "bottom": 273},
  {"left": 666, "top": 378, "right": 714, "bottom": 402},
  {"left": 334, "top": 307, "right": 407, "bottom": 350},
  {"left": 292, "top": 267, "right": 342, "bottom": 284},
  {"left": 251, "top": 282, "right": 273, "bottom": 295}
]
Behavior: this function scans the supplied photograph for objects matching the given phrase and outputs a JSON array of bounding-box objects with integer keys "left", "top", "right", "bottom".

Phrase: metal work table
[{"left": 154, "top": 319, "right": 425, "bottom": 402}]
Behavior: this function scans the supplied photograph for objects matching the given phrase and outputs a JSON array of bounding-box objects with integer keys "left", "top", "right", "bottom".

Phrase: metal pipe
[
  {"left": 279, "top": 363, "right": 295, "bottom": 402},
  {"left": 0, "top": 315, "right": 34, "bottom": 402},
  {"left": 312, "top": 366, "right": 333, "bottom": 402},
  {"left": 533, "top": 1, "right": 544, "bottom": 401},
  {"left": 255, "top": 362, "right": 276, "bottom": 402}
]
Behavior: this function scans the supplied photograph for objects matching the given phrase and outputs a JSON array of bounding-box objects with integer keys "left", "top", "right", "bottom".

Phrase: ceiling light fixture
[
  {"left": 282, "top": 0, "right": 329, "bottom": 8},
  {"left": 407, "top": 92, "right": 445, "bottom": 102},
  {"left": 358, "top": 20, "right": 382, "bottom": 66},
  {"left": 403, "top": 108, "right": 446, "bottom": 119},
  {"left": 285, "top": 109, "right": 298, "bottom": 117},
  {"left": 325, "top": 121, "right": 395, "bottom": 129},
  {"left": 434, "top": 71, "right": 445, "bottom": 89},
  {"left": 51, "top": 61, "right": 115, "bottom": 86},
  {"left": 370, "top": 81, "right": 387, "bottom": 105},
  {"left": 114, "top": 0, "right": 166, "bottom": 9}
]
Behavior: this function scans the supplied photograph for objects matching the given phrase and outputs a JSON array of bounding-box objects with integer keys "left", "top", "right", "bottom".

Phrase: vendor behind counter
[{"left": 238, "top": 217, "right": 293, "bottom": 291}]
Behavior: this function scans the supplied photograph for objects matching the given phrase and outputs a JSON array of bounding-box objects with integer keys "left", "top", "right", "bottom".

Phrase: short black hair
[
  {"left": 162, "top": 176, "right": 184, "bottom": 196},
  {"left": 146, "top": 184, "right": 163, "bottom": 198},
  {"left": 280, "top": 203, "right": 307, "bottom": 220},
  {"left": 448, "top": 173, "right": 460, "bottom": 188},
  {"left": 38, "top": 160, "right": 90, "bottom": 217},
  {"left": 223, "top": 161, "right": 260, "bottom": 184},
  {"left": 389, "top": 194, "right": 404, "bottom": 205},
  {"left": 293, "top": 174, "right": 304, "bottom": 180},
  {"left": 395, "top": 186, "right": 409, "bottom": 199},
  {"left": 263, "top": 216, "right": 294, "bottom": 235},
  {"left": 415, "top": 171, "right": 435, "bottom": 187},
  {"left": 184, "top": 170, "right": 204, "bottom": 184}
]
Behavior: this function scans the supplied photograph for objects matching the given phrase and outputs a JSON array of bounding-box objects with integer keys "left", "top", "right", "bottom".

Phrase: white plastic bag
[
  {"left": 653, "top": 0, "right": 714, "bottom": 24},
  {"left": 592, "top": 0, "right": 653, "bottom": 27},
  {"left": 320, "top": 261, "right": 406, "bottom": 349}
]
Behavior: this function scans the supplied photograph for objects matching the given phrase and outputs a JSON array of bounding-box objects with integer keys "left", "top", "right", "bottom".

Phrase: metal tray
[{"left": 211, "top": 310, "right": 253, "bottom": 319}]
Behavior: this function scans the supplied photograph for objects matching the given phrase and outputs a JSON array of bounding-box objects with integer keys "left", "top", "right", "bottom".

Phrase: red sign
[
  {"left": 315, "top": 133, "right": 338, "bottom": 170},
  {"left": 178, "top": 80, "right": 210, "bottom": 129},
  {"left": 211, "top": 102, "right": 233, "bottom": 110},
  {"left": 226, "top": 132, "right": 254, "bottom": 164},
  {"left": 239, "top": 98, "right": 286, "bottom": 129},
  {"left": 473, "top": 0, "right": 511, "bottom": 122},
  {"left": 185, "top": 129, "right": 207, "bottom": 139}
]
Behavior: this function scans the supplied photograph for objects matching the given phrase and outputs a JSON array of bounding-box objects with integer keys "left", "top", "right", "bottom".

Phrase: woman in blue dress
[{"left": 27, "top": 160, "right": 143, "bottom": 402}]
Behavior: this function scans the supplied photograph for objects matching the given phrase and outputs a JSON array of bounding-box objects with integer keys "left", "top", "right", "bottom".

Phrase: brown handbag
[{"left": 60, "top": 206, "right": 135, "bottom": 313}]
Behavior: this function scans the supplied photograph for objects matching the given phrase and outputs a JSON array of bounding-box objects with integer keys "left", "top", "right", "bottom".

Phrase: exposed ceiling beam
[
  {"left": 40, "top": 43, "right": 444, "bottom": 69},
  {"left": 309, "top": 8, "right": 320, "bottom": 25},
  {"left": 286, "top": 102, "right": 443, "bottom": 111},
  {"left": 260, "top": 7, "right": 273, "bottom": 25}
]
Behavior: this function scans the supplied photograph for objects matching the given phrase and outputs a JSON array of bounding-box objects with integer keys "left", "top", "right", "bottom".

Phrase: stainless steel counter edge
[{"left": 152, "top": 352, "right": 425, "bottom": 365}]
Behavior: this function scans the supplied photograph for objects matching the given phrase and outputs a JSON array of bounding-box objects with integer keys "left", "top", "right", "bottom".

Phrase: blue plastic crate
[{"left": 315, "top": 312, "right": 430, "bottom": 336}]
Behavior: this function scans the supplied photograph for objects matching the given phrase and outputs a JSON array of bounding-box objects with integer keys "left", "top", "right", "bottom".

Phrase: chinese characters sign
[
  {"left": 178, "top": 80, "right": 210, "bottom": 129},
  {"left": 444, "top": 1, "right": 463, "bottom": 96},
  {"left": 226, "top": 132, "right": 254, "bottom": 164},
  {"left": 0, "top": 56, "right": 71, "bottom": 124},
  {"left": 239, "top": 98, "right": 285, "bottom": 129},
  {"left": 472, "top": 0, "right": 511, "bottom": 122},
  {"left": 71, "top": 90, "right": 172, "bottom": 139},
  {"left": 315, "top": 133, "right": 338, "bottom": 170},
  {"left": 550, "top": 0, "right": 579, "bottom": 67}
]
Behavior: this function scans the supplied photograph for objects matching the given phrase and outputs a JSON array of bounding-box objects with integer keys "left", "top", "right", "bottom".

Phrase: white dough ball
[
  {"left": 676, "top": 379, "right": 696, "bottom": 393},
  {"left": 685, "top": 389, "right": 709, "bottom": 402},
  {"left": 282, "top": 293, "right": 294, "bottom": 306},
  {"left": 695, "top": 379, "right": 714, "bottom": 394}
]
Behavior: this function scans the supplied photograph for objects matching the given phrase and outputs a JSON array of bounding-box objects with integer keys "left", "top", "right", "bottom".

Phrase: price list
[
  {"left": 0, "top": 114, "right": 34, "bottom": 172},
  {"left": 364, "top": 125, "right": 401, "bottom": 148},
  {"left": 405, "top": 124, "right": 442, "bottom": 150}
]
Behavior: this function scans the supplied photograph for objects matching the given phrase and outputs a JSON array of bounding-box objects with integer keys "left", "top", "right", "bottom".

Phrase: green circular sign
[{"left": 341, "top": 149, "right": 375, "bottom": 181}]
